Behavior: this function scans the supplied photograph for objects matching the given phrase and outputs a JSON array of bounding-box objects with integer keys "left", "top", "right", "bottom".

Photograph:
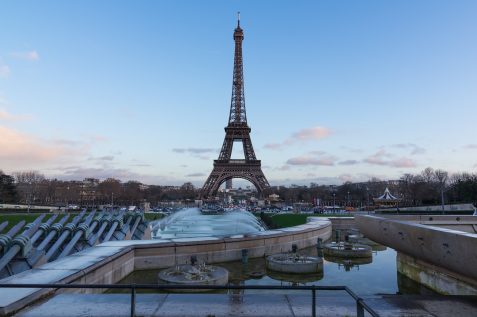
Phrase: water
[
  {"left": 114, "top": 245, "right": 436, "bottom": 296},
  {"left": 123, "top": 212, "right": 437, "bottom": 296},
  {"left": 151, "top": 208, "right": 265, "bottom": 239}
]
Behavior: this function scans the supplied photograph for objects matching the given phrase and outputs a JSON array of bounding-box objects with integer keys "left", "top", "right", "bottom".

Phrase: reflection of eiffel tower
[{"left": 201, "top": 14, "right": 270, "bottom": 199}]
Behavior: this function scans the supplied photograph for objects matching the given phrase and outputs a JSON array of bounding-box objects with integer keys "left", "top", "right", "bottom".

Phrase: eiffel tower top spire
[{"left": 228, "top": 12, "right": 247, "bottom": 126}]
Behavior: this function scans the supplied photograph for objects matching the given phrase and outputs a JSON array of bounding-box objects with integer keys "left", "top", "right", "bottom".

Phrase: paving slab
[
  {"left": 98, "top": 240, "right": 164, "bottom": 247},
  {"left": 14, "top": 293, "right": 477, "bottom": 317},
  {"left": 0, "top": 268, "right": 78, "bottom": 310},
  {"left": 18, "top": 294, "right": 167, "bottom": 317},
  {"left": 39, "top": 254, "right": 107, "bottom": 271},
  {"left": 74, "top": 245, "right": 126, "bottom": 257}
]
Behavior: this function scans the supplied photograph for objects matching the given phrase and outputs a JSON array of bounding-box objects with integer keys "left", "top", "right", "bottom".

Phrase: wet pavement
[{"left": 17, "top": 293, "right": 477, "bottom": 317}]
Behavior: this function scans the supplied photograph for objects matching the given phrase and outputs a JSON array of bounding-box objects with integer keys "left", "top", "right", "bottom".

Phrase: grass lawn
[
  {"left": 268, "top": 214, "right": 309, "bottom": 228},
  {"left": 0, "top": 213, "right": 79, "bottom": 233},
  {"left": 144, "top": 213, "right": 164, "bottom": 221}
]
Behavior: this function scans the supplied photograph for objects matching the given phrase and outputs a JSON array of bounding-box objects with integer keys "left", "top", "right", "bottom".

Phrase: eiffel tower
[{"left": 201, "top": 14, "right": 270, "bottom": 199}]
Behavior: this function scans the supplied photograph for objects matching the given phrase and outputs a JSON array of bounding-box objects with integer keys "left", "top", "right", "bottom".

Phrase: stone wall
[{"left": 355, "top": 215, "right": 477, "bottom": 292}]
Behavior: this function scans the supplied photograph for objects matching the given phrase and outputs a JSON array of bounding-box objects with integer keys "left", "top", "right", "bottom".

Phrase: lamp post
[
  {"left": 27, "top": 181, "right": 32, "bottom": 213},
  {"left": 332, "top": 193, "right": 336, "bottom": 213},
  {"left": 366, "top": 187, "right": 370, "bottom": 209}
]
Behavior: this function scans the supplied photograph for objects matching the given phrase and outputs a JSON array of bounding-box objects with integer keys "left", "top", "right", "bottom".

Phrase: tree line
[{"left": 1, "top": 167, "right": 476, "bottom": 207}]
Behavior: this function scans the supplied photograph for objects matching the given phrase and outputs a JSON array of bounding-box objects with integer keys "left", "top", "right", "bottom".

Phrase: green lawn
[
  {"left": 144, "top": 213, "right": 164, "bottom": 221},
  {"left": 0, "top": 213, "right": 78, "bottom": 233},
  {"left": 268, "top": 214, "right": 309, "bottom": 228}
]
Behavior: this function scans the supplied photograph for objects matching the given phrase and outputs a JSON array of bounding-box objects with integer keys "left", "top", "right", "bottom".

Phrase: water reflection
[
  {"left": 324, "top": 255, "right": 373, "bottom": 271},
  {"left": 114, "top": 244, "right": 435, "bottom": 295}
]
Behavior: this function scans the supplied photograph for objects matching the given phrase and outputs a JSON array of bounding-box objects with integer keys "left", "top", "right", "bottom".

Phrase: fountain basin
[
  {"left": 323, "top": 242, "right": 372, "bottom": 258},
  {"left": 266, "top": 253, "right": 323, "bottom": 274},
  {"left": 158, "top": 264, "right": 229, "bottom": 292}
]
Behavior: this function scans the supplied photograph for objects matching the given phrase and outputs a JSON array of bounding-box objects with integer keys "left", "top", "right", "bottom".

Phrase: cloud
[
  {"left": 10, "top": 50, "right": 40, "bottom": 61},
  {"left": 389, "top": 157, "right": 416, "bottom": 168},
  {"left": 173, "top": 148, "right": 216, "bottom": 154},
  {"left": 364, "top": 150, "right": 416, "bottom": 168},
  {"left": 185, "top": 172, "right": 205, "bottom": 177},
  {"left": 131, "top": 163, "right": 151, "bottom": 167},
  {"left": 88, "top": 155, "right": 114, "bottom": 161},
  {"left": 0, "top": 125, "right": 82, "bottom": 164},
  {"left": 274, "top": 165, "right": 291, "bottom": 171},
  {"left": 292, "top": 127, "right": 330, "bottom": 141},
  {"left": 338, "top": 160, "right": 360, "bottom": 166},
  {"left": 0, "top": 109, "right": 32, "bottom": 121},
  {"left": 463, "top": 144, "right": 477, "bottom": 149},
  {"left": 56, "top": 167, "right": 142, "bottom": 181},
  {"left": 391, "top": 143, "right": 426, "bottom": 155},
  {"left": 340, "top": 146, "right": 364, "bottom": 153},
  {"left": 173, "top": 147, "right": 217, "bottom": 160},
  {"left": 286, "top": 155, "right": 337, "bottom": 166},
  {"left": 0, "top": 64, "right": 10, "bottom": 78},
  {"left": 339, "top": 174, "right": 354, "bottom": 182},
  {"left": 264, "top": 126, "right": 331, "bottom": 150}
]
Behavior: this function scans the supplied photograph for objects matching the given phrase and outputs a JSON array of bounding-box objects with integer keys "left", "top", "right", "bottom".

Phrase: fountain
[
  {"left": 266, "top": 244, "right": 323, "bottom": 274},
  {"left": 151, "top": 208, "right": 265, "bottom": 239},
  {"left": 323, "top": 241, "right": 372, "bottom": 258},
  {"left": 158, "top": 261, "right": 229, "bottom": 292}
]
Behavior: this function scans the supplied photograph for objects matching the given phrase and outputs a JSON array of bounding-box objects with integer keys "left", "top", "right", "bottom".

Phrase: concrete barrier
[{"left": 355, "top": 215, "right": 477, "bottom": 292}]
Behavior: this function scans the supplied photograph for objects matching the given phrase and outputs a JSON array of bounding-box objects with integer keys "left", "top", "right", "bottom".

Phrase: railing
[{"left": 0, "top": 283, "right": 380, "bottom": 317}]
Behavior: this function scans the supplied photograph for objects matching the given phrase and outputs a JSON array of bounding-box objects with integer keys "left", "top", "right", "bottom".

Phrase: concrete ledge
[
  {"left": 355, "top": 215, "right": 477, "bottom": 289},
  {"left": 397, "top": 252, "right": 477, "bottom": 295}
]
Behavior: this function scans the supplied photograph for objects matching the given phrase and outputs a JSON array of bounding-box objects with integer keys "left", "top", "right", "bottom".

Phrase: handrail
[{"left": 0, "top": 283, "right": 380, "bottom": 317}]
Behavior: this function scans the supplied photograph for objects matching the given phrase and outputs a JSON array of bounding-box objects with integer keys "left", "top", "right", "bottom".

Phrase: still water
[{"left": 114, "top": 245, "right": 435, "bottom": 296}]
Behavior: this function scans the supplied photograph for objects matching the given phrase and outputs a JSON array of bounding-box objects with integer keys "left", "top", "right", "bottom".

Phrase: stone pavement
[{"left": 16, "top": 293, "right": 477, "bottom": 317}]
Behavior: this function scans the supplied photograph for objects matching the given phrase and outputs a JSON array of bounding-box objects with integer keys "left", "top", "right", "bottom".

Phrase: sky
[{"left": 1, "top": 0, "right": 477, "bottom": 187}]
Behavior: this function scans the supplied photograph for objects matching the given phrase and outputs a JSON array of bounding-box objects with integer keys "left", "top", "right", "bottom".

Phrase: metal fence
[{"left": 0, "top": 283, "right": 380, "bottom": 317}]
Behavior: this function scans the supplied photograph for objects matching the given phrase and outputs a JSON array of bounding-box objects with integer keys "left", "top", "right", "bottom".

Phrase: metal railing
[{"left": 0, "top": 283, "right": 380, "bottom": 317}]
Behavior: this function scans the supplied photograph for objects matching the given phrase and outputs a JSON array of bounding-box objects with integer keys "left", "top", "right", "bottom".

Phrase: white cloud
[
  {"left": 364, "top": 150, "right": 416, "bottom": 168},
  {"left": 391, "top": 143, "right": 426, "bottom": 155},
  {"left": 0, "top": 109, "right": 32, "bottom": 121},
  {"left": 264, "top": 126, "right": 331, "bottom": 150},
  {"left": 185, "top": 172, "right": 206, "bottom": 177},
  {"left": 338, "top": 160, "right": 360, "bottom": 166},
  {"left": 0, "top": 125, "right": 83, "bottom": 164},
  {"left": 286, "top": 154, "right": 337, "bottom": 166},
  {"left": 10, "top": 50, "right": 40, "bottom": 61},
  {"left": 0, "top": 64, "right": 10, "bottom": 77}
]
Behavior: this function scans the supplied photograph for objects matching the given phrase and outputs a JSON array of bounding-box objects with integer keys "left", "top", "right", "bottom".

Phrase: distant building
[{"left": 81, "top": 178, "right": 100, "bottom": 205}]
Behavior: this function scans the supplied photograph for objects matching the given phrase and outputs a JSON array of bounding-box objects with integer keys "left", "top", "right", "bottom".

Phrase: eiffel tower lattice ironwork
[{"left": 201, "top": 14, "right": 270, "bottom": 199}]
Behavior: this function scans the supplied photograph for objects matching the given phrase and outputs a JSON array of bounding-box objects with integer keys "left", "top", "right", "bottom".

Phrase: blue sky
[{"left": 1, "top": 1, "right": 476, "bottom": 186}]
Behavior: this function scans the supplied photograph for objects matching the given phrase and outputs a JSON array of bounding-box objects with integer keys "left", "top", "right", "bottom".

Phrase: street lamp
[{"left": 332, "top": 193, "right": 336, "bottom": 213}]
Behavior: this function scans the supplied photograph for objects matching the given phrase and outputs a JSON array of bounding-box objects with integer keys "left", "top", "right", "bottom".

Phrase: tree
[
  {"left": 97, "top": 178, "right": 122, "bottom": 204},
  {"left": 0, "top": 171, "right": 18, "bottom": 203},
  {"left": 14, "top": 171, "right": 45, "bottom": 204}
]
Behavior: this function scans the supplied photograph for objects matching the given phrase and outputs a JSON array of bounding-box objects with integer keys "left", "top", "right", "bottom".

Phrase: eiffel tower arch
[{"left": 201, "top": 15, "right": 270, "bottom": 199}]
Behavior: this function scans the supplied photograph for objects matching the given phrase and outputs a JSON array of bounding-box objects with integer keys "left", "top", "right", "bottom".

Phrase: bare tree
[{"left": 14, "top": 171, "right": 46, "bottom": 205}]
